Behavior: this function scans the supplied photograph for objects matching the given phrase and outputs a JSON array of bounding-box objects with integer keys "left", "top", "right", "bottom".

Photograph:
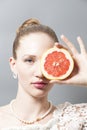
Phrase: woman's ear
[{"left": 9, "top": 57, "right": 17, "bottom": 74}]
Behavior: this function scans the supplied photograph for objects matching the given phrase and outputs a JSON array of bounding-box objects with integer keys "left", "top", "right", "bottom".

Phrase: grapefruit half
[{"left": 41, "top": 46, "right": 74, "bottom": 80}]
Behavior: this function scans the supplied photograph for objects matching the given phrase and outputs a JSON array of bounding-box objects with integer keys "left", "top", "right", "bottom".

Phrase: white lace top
[{"left": 2, "top": 102, "right": 87, "bottom": 130}]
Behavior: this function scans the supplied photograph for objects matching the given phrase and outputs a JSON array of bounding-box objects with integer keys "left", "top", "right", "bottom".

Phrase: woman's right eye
[
  {"left": 27, "top": 59, "right": 33, "bottom": 62},
  {"left": 25, "top": 59, "right": 34, "bottom": 64}
]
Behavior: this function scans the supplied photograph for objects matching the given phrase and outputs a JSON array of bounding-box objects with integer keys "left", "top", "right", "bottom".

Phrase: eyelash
[{"left": 25, "top": 58, "right": 34, "bottom": 64}]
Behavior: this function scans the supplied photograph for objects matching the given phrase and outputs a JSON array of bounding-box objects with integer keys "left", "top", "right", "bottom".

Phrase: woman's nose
[{"left": 34, "top": 61, "right": 44, "bottom": 78}]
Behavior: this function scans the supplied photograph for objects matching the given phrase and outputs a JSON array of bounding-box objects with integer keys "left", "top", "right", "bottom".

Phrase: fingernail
[
  {"left": 60, "top": 34, "right": 64, "bottom": 39},
  {"left": 77, "top": 36, "right": 81, "bottom": 40}
]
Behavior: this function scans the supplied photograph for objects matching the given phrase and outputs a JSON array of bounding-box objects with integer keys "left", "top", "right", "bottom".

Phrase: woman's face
[{"left": 11, "top": 32, "right": 55, "bottom": 98}]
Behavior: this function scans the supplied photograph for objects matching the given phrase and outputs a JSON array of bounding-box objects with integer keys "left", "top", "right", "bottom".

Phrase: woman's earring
[{"left": 13, "top": 73, "right": 17, "bottom": 79}]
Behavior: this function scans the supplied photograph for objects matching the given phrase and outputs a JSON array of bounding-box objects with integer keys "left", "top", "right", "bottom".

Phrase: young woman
[{"left": 0, "top": 18, "right": 87, "bottom": 130}]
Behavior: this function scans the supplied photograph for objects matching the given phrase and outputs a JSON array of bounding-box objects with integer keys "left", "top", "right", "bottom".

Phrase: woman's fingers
[
  {"left": 54, "top": 42, "right": 68, "bottom": 50},
  {"left": 60, "top": 35, "right": 78, "bottom": 55},
  {"left": 54, "top": 42, "right": 64, "bottom": 48},
  {"left": 77, "top": 36, "right": 87, "bottom": 54}
]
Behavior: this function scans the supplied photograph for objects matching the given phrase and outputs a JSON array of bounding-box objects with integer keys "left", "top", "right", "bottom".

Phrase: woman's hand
[{"left": 50, "top": 35, "right": 87, "bottom": 86}]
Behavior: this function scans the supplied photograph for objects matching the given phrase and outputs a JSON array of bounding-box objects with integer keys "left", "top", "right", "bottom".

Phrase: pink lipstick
[{"left": 32, "top": 82, "right": 48, "bottom": 89}]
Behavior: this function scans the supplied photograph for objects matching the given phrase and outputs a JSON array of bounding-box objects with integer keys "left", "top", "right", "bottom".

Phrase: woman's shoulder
[
  {"left": 71, "top": 102, "right": 87, "bottom": 109},
  {"left": 55, "top": 102, "right": 87, "bottom": 115},
  {"left": 52, "top": 102, "right": 87, "bottom": 129},
  {"left": 65, "top": 102, "right": 87, "bottom": 113},
  {"left": 56, "top": 101, "right": 87, "bottom": 109},
  {"left": 0, "top": 104, "right": 13, "bottom": 128},
  {"left": 68, "top": 102, "right": 87, "bottom": 117},
  {"left": 54, "top": 102, "right": 87, "bottom": 121},
  {"left": 0, "top": 105, "right": 7, "bottom": 128},
  {"left": 54, "top": 102, "right": 87, "bottom": 123},
  {"left": 0, "top": 105, "right": 8, "bottom": 118}
]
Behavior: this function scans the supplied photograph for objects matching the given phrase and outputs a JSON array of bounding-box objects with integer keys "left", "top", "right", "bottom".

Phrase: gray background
[{"left": 0, "top": 0, "right": 87, "bottom": 106}]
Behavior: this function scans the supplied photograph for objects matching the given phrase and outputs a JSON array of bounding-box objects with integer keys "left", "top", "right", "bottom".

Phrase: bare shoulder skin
[{"left": 0, "top": 105, "right": 20, "bottom": 129}]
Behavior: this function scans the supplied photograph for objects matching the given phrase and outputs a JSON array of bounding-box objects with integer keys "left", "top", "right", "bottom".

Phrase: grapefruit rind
[{"left": 41, "top": 47, "right": 74, "bottom": 80}]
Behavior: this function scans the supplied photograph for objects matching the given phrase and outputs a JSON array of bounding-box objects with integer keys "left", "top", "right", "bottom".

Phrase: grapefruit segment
[{"left": 41, "top": 47, "right": 74, "bottom": 80}]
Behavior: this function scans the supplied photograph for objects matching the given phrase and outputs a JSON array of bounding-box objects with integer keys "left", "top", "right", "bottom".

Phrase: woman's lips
[{"left": 32, "top": 82, "right": 48, "bottom": 89}]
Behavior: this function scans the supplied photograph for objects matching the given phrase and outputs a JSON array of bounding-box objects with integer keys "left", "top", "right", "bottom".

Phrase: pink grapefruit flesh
[{"left": 41, "top": 47, "right": 74, "bottom": 80}]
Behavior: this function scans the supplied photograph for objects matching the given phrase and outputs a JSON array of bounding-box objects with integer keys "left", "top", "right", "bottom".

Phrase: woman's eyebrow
[{"left": 22, "top": 54, "right": 36, "bottom": 58}]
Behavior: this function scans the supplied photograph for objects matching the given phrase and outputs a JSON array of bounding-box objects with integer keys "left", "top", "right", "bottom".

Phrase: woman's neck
[{"left": 13, "top": 86, "right": 50, "bottom": 121}]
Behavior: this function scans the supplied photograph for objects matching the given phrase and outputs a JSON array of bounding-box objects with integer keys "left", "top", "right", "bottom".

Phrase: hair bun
[{"left": 17, "top": 18, "right": 40, "bottom": 33}]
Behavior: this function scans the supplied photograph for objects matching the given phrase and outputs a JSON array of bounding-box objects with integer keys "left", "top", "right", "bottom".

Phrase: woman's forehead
[
  {"left": 19, "top": 33, "right": 54, "bottom": 49},
  {"left": 16, "top": 33, "right": 54, "bottom": 57}
]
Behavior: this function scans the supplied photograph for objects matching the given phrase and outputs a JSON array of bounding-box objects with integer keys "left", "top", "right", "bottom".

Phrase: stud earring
[{"left": 13, "top": 73, "right": 17, "bottom": 79}]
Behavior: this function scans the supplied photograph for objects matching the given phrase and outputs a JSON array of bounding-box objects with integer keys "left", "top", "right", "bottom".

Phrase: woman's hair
[{"left": 13, "top": 18, "right": 59, "bottom": 59}]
